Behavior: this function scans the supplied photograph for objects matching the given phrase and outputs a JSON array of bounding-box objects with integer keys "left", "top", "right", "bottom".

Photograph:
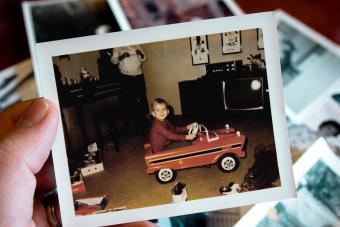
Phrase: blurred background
[
  {"left": 1, "top": 0, "right": 339, "bottom": 226},
  {"left": 1, "top": 0, "right": 339, "bottom": 70}
]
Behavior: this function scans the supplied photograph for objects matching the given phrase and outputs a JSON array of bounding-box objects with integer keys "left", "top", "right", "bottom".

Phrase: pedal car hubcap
[
  {"left": 158, "top": 168, "right": 173, "bottom": 182},
  {"left": 222, "top": 157, "right": 235, "bottom": 170}
]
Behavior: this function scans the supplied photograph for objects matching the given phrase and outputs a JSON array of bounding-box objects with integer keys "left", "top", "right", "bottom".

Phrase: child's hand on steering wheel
[
  {"left": 187, "top": 122, "right": 198, "bottom": 130},
  {"left": 187, "top": 122, "right": 199, "bottom": 135},
  {"left": 186, "top": 133, "right": 197, "bottom": 140}
]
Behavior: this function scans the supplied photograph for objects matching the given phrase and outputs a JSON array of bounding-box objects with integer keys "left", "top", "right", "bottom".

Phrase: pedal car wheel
[
  {"left": 155, "top": 168, "right": 177, "bottom": 184},
  {"left": 218, "top": 154, "right": 239, "bottom": 172}
]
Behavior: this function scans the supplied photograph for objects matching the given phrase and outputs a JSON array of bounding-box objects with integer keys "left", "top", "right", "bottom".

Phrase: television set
[{"left": 222, "top": 77, "right": 264, "bottom": 110}]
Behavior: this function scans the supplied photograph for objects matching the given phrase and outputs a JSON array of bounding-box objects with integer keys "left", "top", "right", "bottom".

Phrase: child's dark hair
[{"left": 151, "top": 98, "right": 168, "bottom": 111}]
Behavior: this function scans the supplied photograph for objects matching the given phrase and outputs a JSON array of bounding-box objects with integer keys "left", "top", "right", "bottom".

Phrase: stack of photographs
[
  {"left": 19, "top": 0, "right": 340, "bottom": 226},
  {"left": 22, "top": 1, "right": 340, "bottom": 137},
  {"left": 223, "top": 4, "right": 340, "bottom": 227}
]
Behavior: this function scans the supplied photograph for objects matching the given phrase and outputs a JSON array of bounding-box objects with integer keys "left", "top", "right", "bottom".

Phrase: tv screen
[{"left": 222, "top": 77, "right": 264, "bottom": 110}]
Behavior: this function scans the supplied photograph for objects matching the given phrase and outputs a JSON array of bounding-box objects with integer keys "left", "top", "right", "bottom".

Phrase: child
[{"left": 150, "top": 98, "right": 196, "bottom": 153}]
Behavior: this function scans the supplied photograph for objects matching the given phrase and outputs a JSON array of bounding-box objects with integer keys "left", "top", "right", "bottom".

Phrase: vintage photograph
[
  {"left": 52, "top": 28, "right": 279, "bottom": 214},
  {"left": 23, "top": 0, "right": 120, "bottom": 44},
  {"left": 298, "top": 78, "right": 340, "bottom": 131},
  {"left": 36, "top": 13, "right": 294, "bottom": 225},
  {"left": 22, "top": 0, "right": 122, "bottom": 81},
  {"left": 111, "top": 0, "right": 242, "bottom": 29},
  {"left": 256, "top": 160, "right": 340, "bottom": 227},
  {"left": 276, "top": 11, "right": 340, "bottom": 123},
  {"left": 235, "top": 138, "right": 340, "bottom": 227}
]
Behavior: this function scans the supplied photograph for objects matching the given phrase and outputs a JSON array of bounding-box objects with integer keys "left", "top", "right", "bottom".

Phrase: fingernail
[{"left": 18, "top": 99, "right": 50, "bottom": 127}]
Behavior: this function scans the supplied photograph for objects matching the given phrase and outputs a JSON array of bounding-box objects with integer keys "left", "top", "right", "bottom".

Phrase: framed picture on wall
[
  {"left": 257, "top": 28, "right": 264, "bottom": 49},
  {"left": 222, "top": 31, "right": 241, "bottom": 54},
  {"left": 190, "top": 35, "right": 209, "bottom": 65}
]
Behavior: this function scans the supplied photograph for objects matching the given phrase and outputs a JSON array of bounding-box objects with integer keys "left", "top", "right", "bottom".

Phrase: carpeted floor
[{"left": 75, "top": 110, "right": 279, "bottom": 210}]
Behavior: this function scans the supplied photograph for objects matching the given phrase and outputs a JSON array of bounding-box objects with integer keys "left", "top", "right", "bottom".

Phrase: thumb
[{"left": 0, "top": 98, "right": 59, "bottom": 174}]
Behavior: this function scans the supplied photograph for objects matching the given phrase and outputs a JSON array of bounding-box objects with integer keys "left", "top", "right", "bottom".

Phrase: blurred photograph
[
  {"left": 0, "top": 60, "right": 36, "bottom": 111},
  {"left": 235, "top": 138, "right": 340, "bottom": 227},
  {"left": 23, "top": 0, "right": 120, "bottom": 44},
  {"left": 276, "top": 11, "right": 340, "bottom": 128},
  {"left": 110, "top": 0, "right": 242, "bottom": 29},
  {"left": 22, "top": 0, "right": 121, "bottom": 76}
]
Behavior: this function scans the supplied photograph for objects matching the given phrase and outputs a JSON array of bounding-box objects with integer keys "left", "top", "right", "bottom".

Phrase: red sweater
[{"left": 150, "top": 118, "right": 187, "bottom": 153}]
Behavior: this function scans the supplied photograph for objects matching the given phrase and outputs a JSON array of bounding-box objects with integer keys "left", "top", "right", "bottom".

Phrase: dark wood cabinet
[{"left": 54, "top": 63, "right": 124, "bottom": 170}]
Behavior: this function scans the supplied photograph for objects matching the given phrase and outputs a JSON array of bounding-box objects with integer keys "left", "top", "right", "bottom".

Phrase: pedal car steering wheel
[{"left": 188, "top": 123, "right": 199, "bottom": 135}]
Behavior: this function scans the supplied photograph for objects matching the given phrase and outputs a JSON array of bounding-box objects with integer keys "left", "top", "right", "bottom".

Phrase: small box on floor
[
  {"left": 81, "top": 142, "right": 104, "bottom": 176},
  {"left": 80, "top": 163, "right": 104, "bottom": 177}
]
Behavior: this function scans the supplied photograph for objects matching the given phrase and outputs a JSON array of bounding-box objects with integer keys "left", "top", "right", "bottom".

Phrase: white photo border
[{"left": 36, "top": 12, "right": 295, "bottom": 226}]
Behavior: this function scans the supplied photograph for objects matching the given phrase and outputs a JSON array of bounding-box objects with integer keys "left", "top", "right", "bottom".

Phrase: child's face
[{"left": 152, "top": 103, "right": 169, "bottom": 121}]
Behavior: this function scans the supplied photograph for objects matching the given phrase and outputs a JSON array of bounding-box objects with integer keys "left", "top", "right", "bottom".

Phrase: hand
[
  {"left": 0, "top": 98, "right": 58, "bottom": 226},
  {"left": 0, "top": 99, "right": 154, "bottom": 227},
  {"left": 186, "top": 134, "right": 197, "bottom": 140}
]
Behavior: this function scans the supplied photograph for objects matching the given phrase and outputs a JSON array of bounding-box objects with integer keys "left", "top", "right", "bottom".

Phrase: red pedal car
[{"left": 144, "top": 124, "right": 247, "bottom": 183}]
